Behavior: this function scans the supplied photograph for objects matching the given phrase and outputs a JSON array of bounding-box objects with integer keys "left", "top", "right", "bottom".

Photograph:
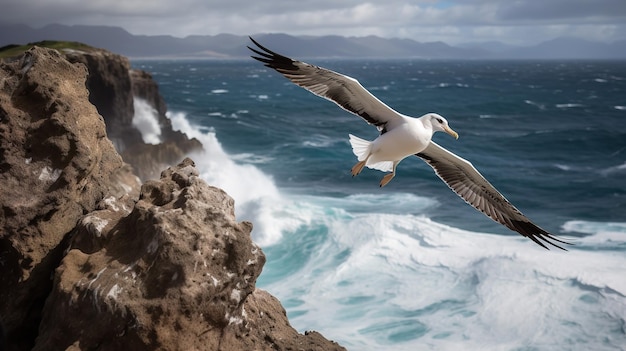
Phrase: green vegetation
[{"left": 0, "top": 40, "right": 97, "bottom": 58}]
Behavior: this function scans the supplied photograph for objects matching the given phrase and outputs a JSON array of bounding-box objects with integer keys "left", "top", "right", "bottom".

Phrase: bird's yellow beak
[{"left": 445, "top": 126, "right": 459, "bottom": 140}]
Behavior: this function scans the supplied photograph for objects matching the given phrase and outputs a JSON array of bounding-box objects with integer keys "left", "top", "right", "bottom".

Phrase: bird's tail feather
[
  {"left": 349, "top": 134, "right": 371, "bottom": 161},
  {"left": 348, "top": 134, "right": 394, "bottom": 172}
]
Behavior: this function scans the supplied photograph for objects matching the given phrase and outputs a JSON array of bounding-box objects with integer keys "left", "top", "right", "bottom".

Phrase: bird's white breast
[{"left": 369, "top": 118, "right": 430, "bottom": 163}]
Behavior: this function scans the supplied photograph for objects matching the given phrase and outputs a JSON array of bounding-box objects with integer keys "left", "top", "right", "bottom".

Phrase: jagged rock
[
  {"left": 0, "top": 46, "right": 140, "bottom": 350},
  {"left": 0, "top": 45, "right": 345, "bottom": 351},
  {"left": 64, "top": 49, "right": 202, "bottom": 181},
  {"left": 64, "top": 48, "right": 140, "bottom": 150},
  {"left": 35, "top": 159, "right": 345, "bottom": 351}
]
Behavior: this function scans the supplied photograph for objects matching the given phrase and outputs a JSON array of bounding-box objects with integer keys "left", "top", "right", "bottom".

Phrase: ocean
[{"left": 131, "top": 58, "right": 626, "bottom": 350}]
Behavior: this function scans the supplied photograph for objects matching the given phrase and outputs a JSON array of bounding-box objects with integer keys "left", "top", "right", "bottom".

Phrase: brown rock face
[
  {"left": 64, "top": 48, "right": 139, "bottom": 149},
  {"left": 35, "top": 158, "right": 345, "bottom": 351},
  {"left": 0, "top": 46, "right": 140, "bottom": 349},
  {"left": 0, "top": 47, "right": 345, "bottom": 350},
  {"left": 65, "top": 50, "right": 202, "bottom": 181}
]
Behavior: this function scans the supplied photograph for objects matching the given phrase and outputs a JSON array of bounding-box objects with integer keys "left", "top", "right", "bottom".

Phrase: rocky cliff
[
  {"left": 59, "top": 47, "right": 202, "bottom": 181},
  {"left": 0, "top": 46, "right": 345, "bottom": 350}
]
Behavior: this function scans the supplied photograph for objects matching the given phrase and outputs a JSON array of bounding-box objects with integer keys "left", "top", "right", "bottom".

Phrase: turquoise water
[{"left": 133, "top": 58, "right": 626, "bottom": 350}]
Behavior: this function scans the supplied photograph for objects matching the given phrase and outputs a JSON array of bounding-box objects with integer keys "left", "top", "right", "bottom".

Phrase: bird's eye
[{"left": 436, "top": 118, "right": 443, "bottom": 124}]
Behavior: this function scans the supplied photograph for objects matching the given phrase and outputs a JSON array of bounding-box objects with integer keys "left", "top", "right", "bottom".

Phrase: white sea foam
[
  {"left": 230, "top": 153, "right": 274, "bottom": 164},
  {"left": 261, "top": 207, "right": 626, "bottom": 350},
  {"left": 524, "top": 99, "right": 546, "bottom": 109},
  {"left": 132, "top": 98, "right": 162, "bottom": 144},
  {"left": 302, "top": 134, "right": 338, "bottom": 148},
  {"left": 168, "top": 110, "right": 285, "bottom": 246},
  {"left": 562, "top": 220, "right": 626, "bottom": 246},
  {"left": 599, "top": 161, "right": 626, "bottom": 176},
  {"left": 556, "top": 103, "right": 583, "bottom": 108},
  {"left": 554, "top": 163, "right": 572, "bottom": 171},
  {"left": 252, "top": 94, "right": 269, "bottom": 100}
]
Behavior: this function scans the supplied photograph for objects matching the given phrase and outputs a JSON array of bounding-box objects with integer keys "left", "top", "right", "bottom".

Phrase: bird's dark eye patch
[{"left": 436, "top": 118, "right": 443, "bottom": 124}]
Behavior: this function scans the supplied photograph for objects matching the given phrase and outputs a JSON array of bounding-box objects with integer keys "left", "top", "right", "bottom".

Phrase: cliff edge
[
  {"left": 62, "top": 48, "right": 203, "bottom": 181},
  {"left": 0, "top": 46, "right": 345, "bottom": 350}
]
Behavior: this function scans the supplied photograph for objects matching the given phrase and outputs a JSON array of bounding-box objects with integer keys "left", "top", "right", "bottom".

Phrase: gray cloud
[
  {"left": 496, "top": 0, "right": 626, "bottom": 22},
  {"left": 1, "top": 0, "right": 625, "bottom": 45}
]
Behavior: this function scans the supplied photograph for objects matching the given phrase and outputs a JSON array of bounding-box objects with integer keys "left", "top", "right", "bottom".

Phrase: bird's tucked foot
[
  {"left": 379, "top": 172, "right": 395, "bottom": 187},
  {"left": 351, "top": 160, "right": 367, "bottom": 177}
]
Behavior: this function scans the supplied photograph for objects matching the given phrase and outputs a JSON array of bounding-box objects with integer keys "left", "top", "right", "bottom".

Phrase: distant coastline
[{"left": 1, "top": 23, "right": 625, "bottom": 60}]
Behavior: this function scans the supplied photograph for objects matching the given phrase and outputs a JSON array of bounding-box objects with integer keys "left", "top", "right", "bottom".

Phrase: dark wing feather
[
  {"left": 416, "top": 142, "right": 572, "bottom": 250},
  {"left": 248, "top": 37, "right": 403, "bottom": 132}
]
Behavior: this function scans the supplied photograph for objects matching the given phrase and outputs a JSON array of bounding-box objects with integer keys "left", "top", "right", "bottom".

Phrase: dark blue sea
[{"left": 132, "top": 58, "right": 626, "bottom": 350}]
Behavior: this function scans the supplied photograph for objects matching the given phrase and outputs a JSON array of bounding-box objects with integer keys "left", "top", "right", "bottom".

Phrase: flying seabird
[{"left": 248, "top": 37, "right": 571, "bottom": 251}]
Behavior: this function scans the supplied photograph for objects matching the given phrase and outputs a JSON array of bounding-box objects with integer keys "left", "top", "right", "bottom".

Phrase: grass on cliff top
[{"left": 0, "top": 40, "right": 97, "bottom": 58}]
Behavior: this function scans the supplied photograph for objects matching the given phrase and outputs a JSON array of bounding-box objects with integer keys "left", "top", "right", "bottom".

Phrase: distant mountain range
[{"left": 1, "top": 23, "right": 625, "bottom": 59}]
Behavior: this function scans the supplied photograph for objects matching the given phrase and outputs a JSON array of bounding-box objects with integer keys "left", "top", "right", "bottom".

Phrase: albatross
[{"left": 248, "top": 37, "right": 571, "bottom": 251}]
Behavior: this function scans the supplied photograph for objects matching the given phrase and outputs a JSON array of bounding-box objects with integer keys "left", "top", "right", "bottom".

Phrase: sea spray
[
  {"left": 168, "top": 110, "right": 292, "bottom": 246},
  {"left": 261, "top": 211, "right": 626, "bottom": 351},
  {"left": 132, "top": 97, "right": 162, "bottom": 144}
]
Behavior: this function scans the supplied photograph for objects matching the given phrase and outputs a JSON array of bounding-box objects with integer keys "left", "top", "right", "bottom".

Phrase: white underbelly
[{"left": 368, "top": 125, "right": 428, "bottom": 164}]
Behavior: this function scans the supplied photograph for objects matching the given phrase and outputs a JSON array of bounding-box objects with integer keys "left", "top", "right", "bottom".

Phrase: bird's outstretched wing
[
  {"left": 248, "top": 37, "right": 403, "bottom": 132},
  {"left": 416, "top": 142, "right": 571, "bottom": 250}
]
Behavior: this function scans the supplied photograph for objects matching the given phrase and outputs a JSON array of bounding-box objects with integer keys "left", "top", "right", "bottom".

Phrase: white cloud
[{"left": 1, "top": 0, "right": 625, "bottom": 45}]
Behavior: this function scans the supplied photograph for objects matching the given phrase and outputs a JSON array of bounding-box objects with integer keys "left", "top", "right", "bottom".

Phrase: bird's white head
[{"left": 424, "top": 113, "right": 458, "bottom": 140}]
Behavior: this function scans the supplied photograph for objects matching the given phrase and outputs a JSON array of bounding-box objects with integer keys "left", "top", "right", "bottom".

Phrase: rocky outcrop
[
  {"left": 63, "top": 48, "right": 136, "bottom": 143},
  {"left": 0, "top": 46, "right": 140, "bottom": 350},
  {"left": 64, "top": 49, "right": 202, "bottom": 181},
  {"left": 0, "top": 46, "right": 345, "bottom": 350},
  {"left": 35, "top": 158, "right": 344, "bottom": 351}
]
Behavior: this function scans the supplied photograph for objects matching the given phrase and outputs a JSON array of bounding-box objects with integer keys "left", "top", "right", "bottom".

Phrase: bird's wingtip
[{"left": 510, "top": 219, "right": 573, "bottom": 251}]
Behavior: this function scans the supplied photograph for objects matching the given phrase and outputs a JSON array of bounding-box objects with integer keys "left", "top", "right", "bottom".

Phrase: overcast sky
[{"left": 2, "top": 0, "right": 626, "bottom": 45}]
